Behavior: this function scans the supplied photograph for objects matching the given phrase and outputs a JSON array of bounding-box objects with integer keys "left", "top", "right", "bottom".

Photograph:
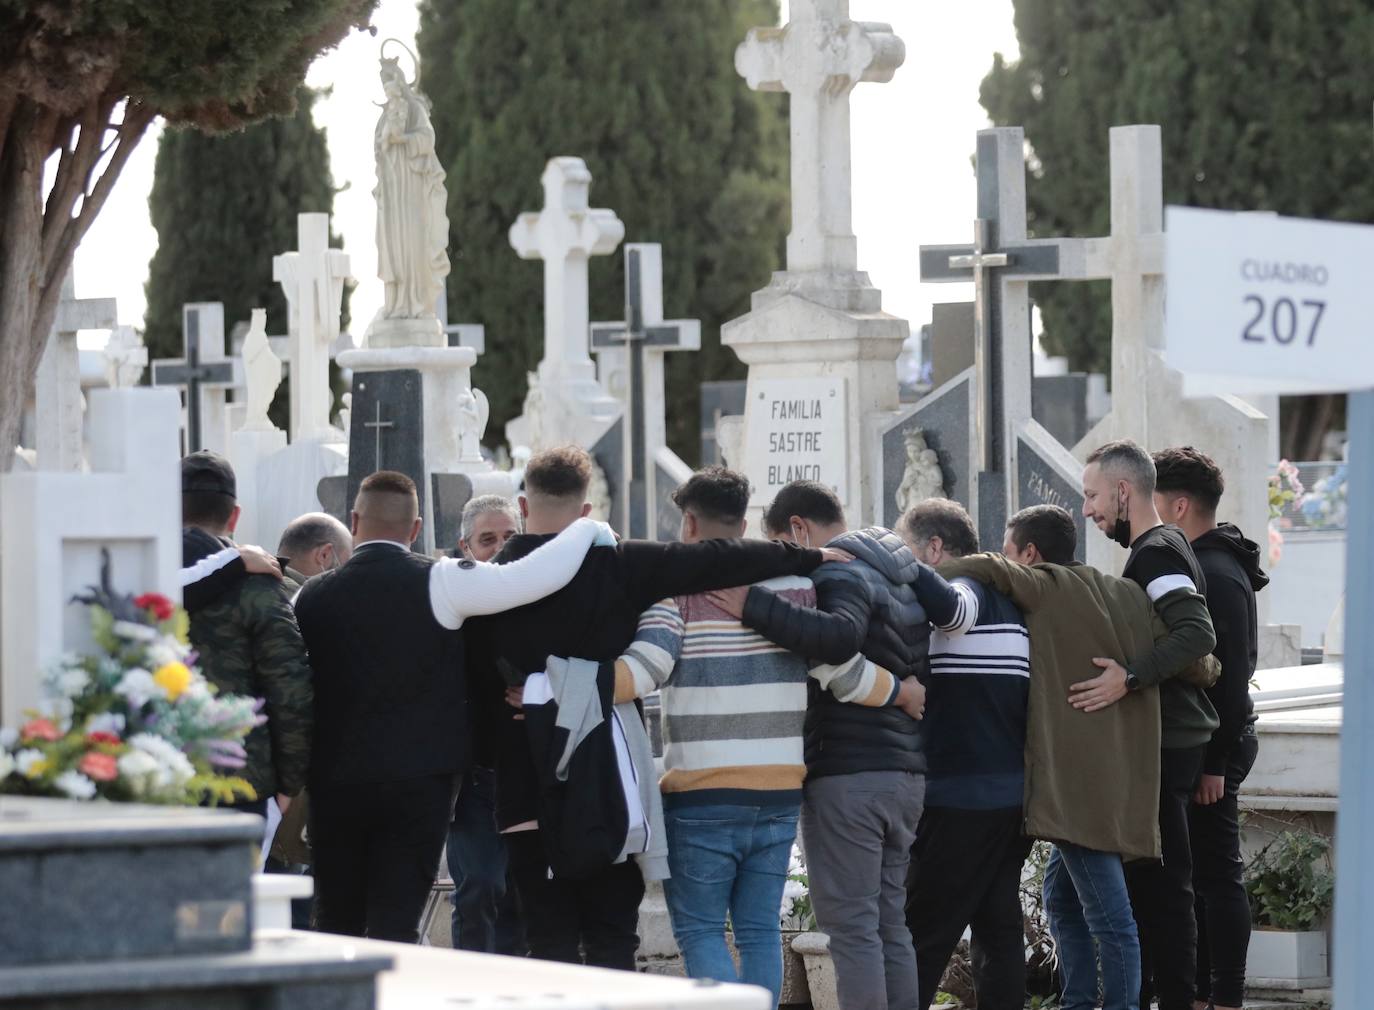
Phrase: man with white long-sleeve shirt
[{"left": 293, "top": 469, "right": 604, "bottom": 943}]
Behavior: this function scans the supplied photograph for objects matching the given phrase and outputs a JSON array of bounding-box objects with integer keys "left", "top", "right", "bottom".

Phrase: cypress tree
[
  {"left": 981, "top": 1, "right": 1374, "bottom": 456},
  {"left": 417, "top": 0, "right": 789, "bottom": 461},
  {"left": 144, "top": 86, "right": 347, "bottom": 427}
]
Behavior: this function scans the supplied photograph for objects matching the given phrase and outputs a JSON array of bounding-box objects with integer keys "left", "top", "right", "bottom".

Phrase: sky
[{"left": 70, "top": 0, "right": 1020, "bottom": 351}]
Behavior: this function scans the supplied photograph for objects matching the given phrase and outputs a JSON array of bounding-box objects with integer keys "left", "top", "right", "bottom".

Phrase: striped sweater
[{"left": 614, "top": 575, "right": 899, "bottom": 806}]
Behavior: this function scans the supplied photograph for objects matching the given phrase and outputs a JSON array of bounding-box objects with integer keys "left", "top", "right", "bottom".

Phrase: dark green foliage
[
  {"left": 417, "top": 0, "right": 789, "bottom": 461},
  {"left": 1245, "top": 828, "right": 1335, "bottom": 931},
  {"left": 144, "top": 87, "right": 347, "bottom": 426},
  {"left": 981, "top": 1, "right": 1374, "bottom": 380}
]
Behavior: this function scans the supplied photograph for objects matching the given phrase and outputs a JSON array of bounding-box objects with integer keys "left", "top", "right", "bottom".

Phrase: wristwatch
[{"left": 1124, "top": 670, "right": 1142, "bottom": 692}]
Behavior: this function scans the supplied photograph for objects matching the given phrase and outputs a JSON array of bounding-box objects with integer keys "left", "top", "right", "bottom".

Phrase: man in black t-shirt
[
  {"left": 1076, "top": 439, "right": 1219, "bottom": 1010},
  {"left": 1154, "top": 447, "right": 1267, "bottom": 1010}
]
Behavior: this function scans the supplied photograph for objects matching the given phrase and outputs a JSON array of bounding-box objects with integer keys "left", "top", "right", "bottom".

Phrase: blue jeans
[
  {"left": 663, "top": 801, "right": 800, "bottom": 1006},
  {"left": 1044, "top": 843, "right": 1140, "bottom": 1010},
  {"left": 447, "top": 768, "right": 523, "bottom": 954}
]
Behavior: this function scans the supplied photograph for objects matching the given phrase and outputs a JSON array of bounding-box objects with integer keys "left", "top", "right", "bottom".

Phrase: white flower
[
  {"left": 86, "top": 712, "right": 126, "bottom": 737},
  {"left": 180, "top": 680, "right": 212, "bottom": 705},
  {"left": 146, "top": 641, "right": 185, "bottom": 671},
  {"left": 14, "top": 749, "right": 45, "bottom": 776},
  {"left": 115, "top": 669, "right": 166, "bottom": 708},
  {"left": 116, "top": 749, "right": 159, "bottom": 796},
  {"left": 0, "top": 750, "right": 14, "bottom": 779},
  {"left": 0, "top": 727, "right": 16, "bottom": 750},
  {"left": 126, "top": 733, "right": 195, "bottom": 791},
  {"left": 54, "top": 770, "right": 97, "bottom": 800},
  {"left": 111, "top": 620, "right": 158, "bottom": 642},
  {"left": 54, "top": 667, "right": 90, "bottom": 698}
]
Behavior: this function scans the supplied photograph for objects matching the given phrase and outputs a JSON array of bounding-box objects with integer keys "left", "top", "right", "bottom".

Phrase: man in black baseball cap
[{"left": 182, "top": 449, "right": 238, "bottom": 501}]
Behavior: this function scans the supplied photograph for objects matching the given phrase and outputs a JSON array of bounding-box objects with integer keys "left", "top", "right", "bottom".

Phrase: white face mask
[{"left": 792, "top": 522, "right": 812, "bottom": 550}]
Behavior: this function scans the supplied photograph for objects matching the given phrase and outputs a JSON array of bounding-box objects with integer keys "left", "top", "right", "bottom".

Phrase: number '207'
[{"left": 1241, "top": 295, "right": 1325, "bottom": 346}]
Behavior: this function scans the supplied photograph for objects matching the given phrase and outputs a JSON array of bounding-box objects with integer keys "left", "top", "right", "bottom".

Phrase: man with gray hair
[
  {"left": 457, "top": 494, "right": 520, "bottom": 561},
  {"left": 448, "top": 492, "right": 523, "bottom": 953},
  {"left": 278, "top": 512, "right": 354, "bottom": 588}
]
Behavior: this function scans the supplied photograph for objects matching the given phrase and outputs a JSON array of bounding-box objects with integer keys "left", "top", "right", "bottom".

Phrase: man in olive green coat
[{"left": 182, "top": 451, "right": 313, "bottom": 817}]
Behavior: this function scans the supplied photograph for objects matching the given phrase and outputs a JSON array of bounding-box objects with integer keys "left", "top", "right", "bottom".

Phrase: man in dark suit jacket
[
  {"left": 293, "top": 470, "right": 604, "bottom": 943},
  {"left": 469, "top": 447, "right": 847, "bottom": 971}
]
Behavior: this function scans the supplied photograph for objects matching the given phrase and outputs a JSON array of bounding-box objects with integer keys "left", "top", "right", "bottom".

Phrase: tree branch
[
  {"left": 42, "top": 96, "right": 109, "bottom": 266},
  {"left": 44, "top": 100, "right": 152, "bottom": 293}
]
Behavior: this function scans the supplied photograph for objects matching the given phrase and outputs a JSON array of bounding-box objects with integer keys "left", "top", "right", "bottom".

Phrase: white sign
[
  {"left": 1165, "top": 206, "right": 1374, "bottom": 395},
  {"left": 744, "top": 377, "right": 848, "bottom": 507}
]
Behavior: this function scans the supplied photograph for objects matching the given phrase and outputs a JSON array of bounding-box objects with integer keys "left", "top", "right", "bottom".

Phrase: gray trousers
[{"left": 802, "top": 770, "right": 926, "bottom": 1010}]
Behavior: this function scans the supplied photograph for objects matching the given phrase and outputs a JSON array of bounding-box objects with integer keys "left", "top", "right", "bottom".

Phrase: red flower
[
  {"left": 135, "top": 593, "right": 175, "bottom": 622},
  {"left": 20, "top": 718, "right": 60, "bottom": 742},
  {"left": 79, "top": 752, "right": 118, "bottom": 782},
  {"left": 86, "top": 731, "right": 121, "bottom": 746}
]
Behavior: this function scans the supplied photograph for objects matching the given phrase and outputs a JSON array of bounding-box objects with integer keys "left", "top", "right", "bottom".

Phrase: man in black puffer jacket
[{"left": 709, "top": 481, "right": 976, "bottom": 1010}]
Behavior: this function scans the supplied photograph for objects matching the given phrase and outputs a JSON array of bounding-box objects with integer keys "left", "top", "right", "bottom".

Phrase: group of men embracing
[{"left": 215, "top": 434, "right": 1262, "bottom": 1010}]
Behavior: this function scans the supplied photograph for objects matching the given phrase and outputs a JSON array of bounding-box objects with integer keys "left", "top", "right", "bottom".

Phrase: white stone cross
[
  {"left": 509, "top": 157, "right": 624, "bottom": 381},
  {"left": 35, "top": 270, "right": 117, "bottom": 472},
  {"left": 735, "top": 0, "right": 904, "bottom": 274},
  {"left": 274, "top": 212, "right": 351, "bottom": 443}
]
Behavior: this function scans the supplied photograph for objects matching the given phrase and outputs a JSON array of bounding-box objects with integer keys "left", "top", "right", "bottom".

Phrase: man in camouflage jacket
[{"left": 181, "top": 452, "right": 313, "bottom": 814}]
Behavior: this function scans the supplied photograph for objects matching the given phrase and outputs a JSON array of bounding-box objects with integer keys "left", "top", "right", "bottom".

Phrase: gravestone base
[{"left": 364, "top": 316, "right": 444, "bottom": 349}]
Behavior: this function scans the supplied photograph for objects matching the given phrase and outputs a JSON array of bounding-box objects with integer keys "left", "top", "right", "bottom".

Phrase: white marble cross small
[
  {"left": 735, "top": 0, "right": 904, "bottom": 274},
  {"left": 274, "top": 213, "right": 351, "bottom": 443},
  {"left": 509, "top": 157, "right": 624, "bottom": 379}
]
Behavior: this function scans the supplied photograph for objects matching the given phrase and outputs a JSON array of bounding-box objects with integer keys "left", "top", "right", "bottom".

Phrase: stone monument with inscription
[{"left": 724, "top": 0, "right": 909, "bottom": 524}]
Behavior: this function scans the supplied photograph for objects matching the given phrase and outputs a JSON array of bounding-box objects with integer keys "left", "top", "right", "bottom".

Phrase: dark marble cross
[{"left": 151, "top": 304, "right": 235, "bottom": 452}]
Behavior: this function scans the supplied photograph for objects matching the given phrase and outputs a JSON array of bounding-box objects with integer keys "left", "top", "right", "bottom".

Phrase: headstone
[
  {"left": 437, "top": 290, "right": 486, "bottom": 355},
  {"left": 35, "top": 270, "right": 117, "bottom": 472},
  {"left": 1, "top": 389, "right": 181, "bottom": 725},
  {"left": 928, "top": 302, "right": 975, "bottom": 389},
  {"left": 151, "top": 303, "right": 238, "bottom": 455},
  {"left": 590, "top": 244, "right": 701, "bottom": 539},
  {"left": 700, "top": 380, "right": 747, "bottom": 466},
  {"left": 431, "top": 472, "right": 475, "bottom": 554},
  {"left": 505, "top": 157, "right": 624, "bottom": 453},
  {"left": 273, "top": 213, "right": 350, "bottom": 443},
  {"left": 743, "top": 378, "right": 848, "bottom": 507},
  {"left": 0, "top": 796, "right": 391, "bottom": 1006},
  {"left": 724, "top": 0, "right": 909, "bottom": 524},
  {"left": 344, "top": 370, "right": 427, "bottom": 545}
]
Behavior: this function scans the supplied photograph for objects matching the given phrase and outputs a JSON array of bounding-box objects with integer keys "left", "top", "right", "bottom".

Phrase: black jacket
[
  {"left": 1193, "top": 523, "right": 1268, "bottom": 775},
  {"left": 740, "top": 528, "right": 966, "bottom": 780},
  {"left": 469, "top": 535, "right": 824, "bottom": 830},
  {"left": 295, "top": 543, "right": 468, "bottom": 785}
]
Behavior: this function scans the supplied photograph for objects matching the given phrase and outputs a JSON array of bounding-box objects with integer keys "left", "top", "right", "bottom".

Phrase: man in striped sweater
[{"left": 606, "top": 468, "right": 924, "bottom": 1006}]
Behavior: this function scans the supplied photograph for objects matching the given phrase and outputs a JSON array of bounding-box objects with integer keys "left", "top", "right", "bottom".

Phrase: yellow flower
[
  {"left": 153, "top": 662, "right": 193, "bottom": 701},
  {"left": 25, "top": 759, "right": 48, "bottom": 779}
]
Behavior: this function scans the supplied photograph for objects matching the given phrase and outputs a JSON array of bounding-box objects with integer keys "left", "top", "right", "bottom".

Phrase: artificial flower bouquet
[{"left": 0, "top": 553, "right": 263, "bottom": 806}]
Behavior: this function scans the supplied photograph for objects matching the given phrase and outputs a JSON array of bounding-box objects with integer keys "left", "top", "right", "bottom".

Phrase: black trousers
[
  {"left": 1191, "top": 732, "right": 1259, "bottom": 1008},
  {"left": 506, "top": 829, "right": 644, "bottom": 971},
  {"left": 310, "top": 772, "right": 455, "bottom": 943},
  {"left": 1126, "top": 744, "right": 1205, "bottom": 1010},
  {"left": 905, "top": 806, "right": 1031, "bottom": 1010}
]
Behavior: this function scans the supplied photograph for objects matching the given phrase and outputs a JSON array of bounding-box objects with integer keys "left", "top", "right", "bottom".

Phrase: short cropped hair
[
  {"left": 524, "top": 445, "right": 592, "bottom": 500},
  {"left": 1086, "top": 438, "right": 1156, "bottom": 494},
  {"left": 182, "top": 491, "right": 236, "bottom": 527},
  {"left": 672, "top": 467, "right": 751, "bottom": 525},
  {"left": 359, "top": 470, "right": 417, "bottom": 498},
  {"left": 900, "top": 499, "right": 978, "bottom": 558},
  {"left": 461, "top": 494, "right": 520, "bottom": 542},
  {"left": 1006, "top": 505, "right": 1078, "bottom": 566},
  {"left": 1152, "top": 446, "right": 1225, "bottom": 515},
  {"left": 762, "top": 480, "right": 844, "bottom": 536},
  {"left": 277, "top": 513, "right": 350, "bottom": 560}
]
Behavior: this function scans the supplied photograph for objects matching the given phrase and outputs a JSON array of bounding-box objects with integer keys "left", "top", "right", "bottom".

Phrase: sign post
[{"left": 1165, "top": 204, "right": 1373, "bottom": 1006}]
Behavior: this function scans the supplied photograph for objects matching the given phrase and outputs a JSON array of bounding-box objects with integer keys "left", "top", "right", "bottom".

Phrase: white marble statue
[
  {"left": 370, "top": 40, "right": 450, "bottom": 328},
  {"left": 515, "top": 371, "right": 545, "bottom": 453},
  {"left": 101, "top": 326, "right": 147, "bottom": 389},
  {"left": 895, "top": 426, "right": 946, "bottom": 516},
  {"left": 240, "top": 308, "right": 282, "bottom": 432},
  {"left": 457, "top": 385, "right": 489, "bottom": 462},
  {"left": 337, "top": 391, "right": 353, "bottom": 436},
  {"left": 587, "top": 458, "right": 612, "bottom": 524}
]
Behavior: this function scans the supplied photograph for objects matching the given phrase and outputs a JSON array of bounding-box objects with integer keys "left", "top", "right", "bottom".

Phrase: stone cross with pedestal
[
  {"left": 151, "top": 303, "right": 238, "bottom": 455},
  {"left": 34, "top": 270, "right": 117, "bottom": 472},
  {"left": 724, "top": 0, "right": 909, "bottom": 523},
  {"left": 505, "top": 157, "right": 624, "bottom": 454},
  {"left": 273, "top": 213, "right": 351, "bottom": 444},
  {"left": 590, "top": 244, "right": 701, "bottom": 539},
  {"left": 1, "top": 388, "right": 182, "bottom": 724}
]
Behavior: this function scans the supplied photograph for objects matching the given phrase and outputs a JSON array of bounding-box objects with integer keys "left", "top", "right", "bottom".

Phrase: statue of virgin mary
[{"left": 367, "top": 42, "right": 451, "bottom": 340}]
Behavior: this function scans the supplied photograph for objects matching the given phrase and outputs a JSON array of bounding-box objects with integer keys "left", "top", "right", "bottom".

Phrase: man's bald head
[
  {"left": 352, "top": 471, "right": 422, "bottom": 546},
  {"left": 277, "top": 512, "right": 353, "bottom": 577}
]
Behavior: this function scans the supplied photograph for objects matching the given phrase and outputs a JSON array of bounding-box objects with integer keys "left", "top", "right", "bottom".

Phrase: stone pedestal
[
  {"left": 365, "top": 315, "right": 444, "bottom": 349},
  {"left": 229, "top": 427, "right": 288, "bottom": 551},
  {"left": 0, "top": 797, "right": 388, "bottom": 1009}
]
